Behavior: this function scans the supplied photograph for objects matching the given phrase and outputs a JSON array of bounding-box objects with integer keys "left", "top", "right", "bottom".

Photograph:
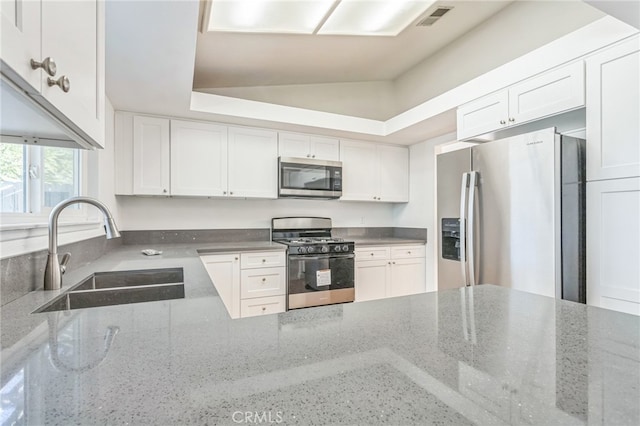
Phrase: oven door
[
  {"left": 287, "top": 253, "right": 354, "bottom": 309},
  {"left": 279, "top": 157, "right": 342, "bottom": 199}
]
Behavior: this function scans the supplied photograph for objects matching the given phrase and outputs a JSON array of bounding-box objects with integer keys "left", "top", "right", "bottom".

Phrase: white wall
[
  {"left": 393, "top": 0, "right": 603, "bottom": 113},
  {"left": 393, "top": 132, "right": 457, "bottom": 293},
  {"left": 115, "top": 197, "right": 395, "bottom": 230}
]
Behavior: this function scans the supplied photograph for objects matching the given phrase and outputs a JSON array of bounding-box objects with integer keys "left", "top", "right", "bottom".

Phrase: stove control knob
[
  {"left": 306, "top": 246, "right": 315, "bottom": 254},
  {"left": 321, "top": 246, "right": 329, "bottom": 253},
  {"left": 298, "top": 246, "right": 307, "bottom": 254},
  {"left": 334, "top": 245, "right": 342, "bottom": 252},
  {"left": 342, "top": 245, "right": 349, "bottom": 252}
]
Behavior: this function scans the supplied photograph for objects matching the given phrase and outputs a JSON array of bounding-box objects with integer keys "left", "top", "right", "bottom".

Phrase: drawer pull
[
  {"left": 370, "top": 253, "right": 374, "bottom": 256},
  {"left": 262, "top": 259, "right": 266, "bottom": 263},
  {"left": 262, "top": 278, "right": 266, "bottom": 282},
  {"left": 234, "top": 257, "right": 238, "bottom": 261},
  {"left": 262, "top": 307, "right": 266, "bottom": 311},
  {"left": 408, "top": 251, "right": 411, "bottom": 254}
]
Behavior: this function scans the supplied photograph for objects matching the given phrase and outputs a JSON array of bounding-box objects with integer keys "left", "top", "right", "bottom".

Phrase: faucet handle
[{"left": 59, "top": 253, "right": 71, "bottom": 274}]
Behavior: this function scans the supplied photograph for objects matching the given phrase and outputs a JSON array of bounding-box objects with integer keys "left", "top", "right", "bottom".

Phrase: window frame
[{"left": 0, "top": 142, "right": 90, "bottom": 227}]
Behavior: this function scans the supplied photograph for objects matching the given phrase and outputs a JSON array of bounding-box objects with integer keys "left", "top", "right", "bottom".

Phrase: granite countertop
[
  {"left": 1, "top": 244, "right": 639, "bottom": 425},
  {"left": 352, "top": 237, "right": 427, "bottom": 246}
]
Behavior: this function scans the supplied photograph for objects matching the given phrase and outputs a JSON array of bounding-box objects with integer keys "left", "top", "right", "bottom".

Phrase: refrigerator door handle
[
  {"left": 468, "top": 171, "right": 478, "bottom": 286},
  {"left": 459, "top": 173, "right": 469, "bottom": 286}
]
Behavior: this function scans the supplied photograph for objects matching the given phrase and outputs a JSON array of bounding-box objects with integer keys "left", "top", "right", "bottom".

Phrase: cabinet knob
[
  {"left": 500, "top": 119, "right": 506, "bottom": 125},
  {"left": 262, "top": 277, "right": 266, "bottom": 282},
  {"left": 262, "top": 259, "right": 266, "bottom": 263},
  {"left": 234, "top": 257, "right": 238, "bottom": 261},
  {"left": 230, "top": 191, "right": 234, "bottom": 195},
  {"left": 30, "top": 57, "right": 57, "bottom": 76},
  {"left": 262, "top": 307, "right": 266, "bottom": 312},
  {"left": 408, "top": 251, "right": 411, "bottom": 254},
  {"left": 312, "top": 154, "right": 316, "bottom": 158},
  {"left": 47, "top": 75, "right": 70, "bottom": 93},
  {"left": 509, "top": 117, "right": 515, "bottom": 122},
  {"left": 306, "top": 154, "right": 310, "bottom": 158},
  {"left": 377, "top": 197, "right": 381, "bottom": 201},
  {"left": 162, "top": 189, "right": 167, "bottom": 193},
  {"left": 388, "top": 261, "right": 391, "bottom": 265},
  {"left": 392, "top": 261, "right": 396, "bottom": 265},
  {"left": 370, "top": 253, "right": 374, "bottom": 256},
  {"left": 223, "top": 191, "right": 227, "bottom": 195},
  {"left": 373, "top": 196, "right": 377, "bottom": 200}
]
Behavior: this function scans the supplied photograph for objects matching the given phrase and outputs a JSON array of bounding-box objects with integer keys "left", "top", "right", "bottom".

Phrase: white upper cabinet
[
  {"left": 340, "top": 140, "right": 409, "bottom": 202},
  {"left": 586, "top": 35, "right": 640, "bottom": 181},
  {"left": 0, "top": 0, "right": 105, "bottom": 147},
  {"left": 132, "top": 116, "right": 170, "bottom": 196},
  {"left": 457, "top": 61, "right": 585, "bottom": 140},
  {"left": 378, "top": 144, "right": 409, "bottom": 202},
  {"left": 1, "top": 0, "right": 41, "bottom": 89},
  {"left": 278, "top": 132, "right": 339, "bottom": 161},
  {"left": 171, "top": 120, "right": 228, "bottom": 197},
  {"left": 456, "top": 91, "right": 509, "bottom": 140},
  {"left": 228, "top": 127, "right": 278, "bottom": 199}
]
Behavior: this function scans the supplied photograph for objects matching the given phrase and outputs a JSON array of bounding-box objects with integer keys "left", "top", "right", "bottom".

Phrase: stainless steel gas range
[{"left": 272, "top": 217, "right": 355, "bottom": 310}]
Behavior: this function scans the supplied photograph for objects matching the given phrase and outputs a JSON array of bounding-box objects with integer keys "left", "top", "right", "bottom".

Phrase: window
[{"left": 0, "top": 142, "right": 81, "bottom": 218}]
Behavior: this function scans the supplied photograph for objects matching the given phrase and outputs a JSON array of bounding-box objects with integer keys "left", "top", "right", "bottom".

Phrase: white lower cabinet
[
  {"left": 587, "top": 177, "right": 640, "bottom": 316},
  {"left": 355, "top": 245, "right": 426, "bottom": 302},
  {"left": 201, "top": 251, "right": 286, "bottom": 319}
]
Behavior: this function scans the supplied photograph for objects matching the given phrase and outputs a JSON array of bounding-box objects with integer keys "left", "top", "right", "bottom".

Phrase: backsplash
[
  {"left": 1, "top": 227, "right": 426, "bottom": 306},
  {"left": 1, "top": 236, "right": 123, "bottom": 306}
]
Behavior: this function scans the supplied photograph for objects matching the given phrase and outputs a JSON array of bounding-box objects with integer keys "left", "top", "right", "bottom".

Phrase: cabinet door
[
  {"left": 278, "top": 132, "right": 311, "bottom": 158},
  {"left": 133, "top": 116, "right": 170, "bottom": 195},
  {"left": 310, "top": 136, "right": 339, "bottom": 161},
  {"left": 170, "top": 120, "right": 228, "bottom": 197},
  {"left": 228, "top": 127, "right": 278, "bottom": 199},
  {"left": 340, "top": 140, "right": 378, "bottom": 201},
  {"left": 355, "top": 260, "right": 388, "bottom": 302},
  {"left": 587, "top": 177, "right": 640, "bottom": 316},
  {"left": 390, "top": 258, "right": 426, "bottom": 298},
  {"left": 40, "top": 0, "right": 104, "bottom": 145},
  {"left": 0, "top": 0, "right": 41, "bottom": 89},
  {"left": 456, "top": 90, "right": 509, "bottom": 140},
  {"left": 509, "top": 61, "right": 585, "bottom": 127},
  {"left": 586, "top": 36, "right": 640, "bottom": 181},
  {"left": 201, "top": 254, "right": 241, "bottom": 319},
  {"left": 378, "top": 145, "right": 409, "bottom": 202}
]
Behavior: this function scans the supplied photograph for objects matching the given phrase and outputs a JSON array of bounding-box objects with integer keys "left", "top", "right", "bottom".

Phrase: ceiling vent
[{"left": 416, "top": 6, "right": 453, "bottom": 27}]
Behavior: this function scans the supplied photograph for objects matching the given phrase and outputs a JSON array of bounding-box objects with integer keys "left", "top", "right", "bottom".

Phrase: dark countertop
[{"left": 1, "top": 243, "right": 638, "bottom": 425}]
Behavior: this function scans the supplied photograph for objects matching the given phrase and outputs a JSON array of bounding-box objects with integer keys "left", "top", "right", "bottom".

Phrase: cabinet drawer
[
  {"left": 391, "top": 245, "right": 425, "bottom": 259},
  {"left": 241, "top": 251, "right": 285, "bottom": 269},
  {"left": 241, "top": 295, "right": 286, "bottom": 317},
  {"left": 241, "top": 267, "right": 286, "bottom": 299},
  {"left": 355, "top": 247, "right": 390, "bottom": 260}
]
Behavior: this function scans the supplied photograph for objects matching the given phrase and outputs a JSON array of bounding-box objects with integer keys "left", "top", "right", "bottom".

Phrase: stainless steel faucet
[{"left": 44, "top": 197, "right": 121, "bottom": 290}]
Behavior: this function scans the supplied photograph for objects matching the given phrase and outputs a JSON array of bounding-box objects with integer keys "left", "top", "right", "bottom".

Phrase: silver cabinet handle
[
  {"left": 508, "top": 117, "right": 515, "bottom": 122},
  {"left": 370, "top": 253, "right": 374, "bottom": 256},
  {"left": 373, "top": 196, "right": 377, "bottom": 200},
  {"left": 312, "top": 154, "right": 316, "bottom": 158},
  {"left": 392, "top": 261, "right": 396, "bottom": 265},
  {"left": 388, "top": 261, "right": 391, "bottom": 265},
  {"left": 31, "top": 57, "right": 57, "bottom": 76},
  {"left": 234, "top": 257, "right": 238, "bottom": 261},
  {"left": 47, "top": 76, "right": 70, "bottom": 93},
  {"left": 468, "top": 171, "right": 478, "bottom": 286},
  {"left": 162, "top": 189, "right": 167, "bottom": 193},
  {"left": 229, "top": 191, "right": 234, "bottom": 195},
  {"left": 262, "top": 259, "right": 266, "bottom": 263},
  {"left": 377, "top": 197, "right": 381, "bottom": 200},
  {"left": 459, "top": 173, "right": 469, "bottom": 287},
  {"left": 306, "top": 154, "right": 310, "bottom": 158},
  {"left": 262, "top": 278, "right": 266, "bottom": 282},
  {"left": 223, "top": 191, "right": 226, "bottom": 195},
  {"left": 262, "top": 307, "right": 266, "bottom": 311},
  {"left": 500, "top": 119, "right": 506, "bottom": 125},
  {"left": 407, "top": 251, "right": 411, "bottom": 254}
]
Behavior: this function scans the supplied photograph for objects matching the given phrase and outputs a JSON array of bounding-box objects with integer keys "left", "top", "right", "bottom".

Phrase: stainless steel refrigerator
[{"left": 437, "top": 128, "right": 585, "bottom": 302}]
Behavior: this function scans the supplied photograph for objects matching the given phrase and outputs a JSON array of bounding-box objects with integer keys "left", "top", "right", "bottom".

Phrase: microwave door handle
[{"left": 459, "top": 173, "right": 469, "bottom": 287}]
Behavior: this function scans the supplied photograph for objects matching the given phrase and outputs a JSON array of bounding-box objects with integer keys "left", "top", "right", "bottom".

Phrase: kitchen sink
[{"left": 33, "top": 268, "right": 185, "bottom": 313}]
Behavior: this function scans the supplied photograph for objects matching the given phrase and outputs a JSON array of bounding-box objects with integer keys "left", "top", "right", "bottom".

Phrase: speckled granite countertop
[
  {"left": 352, "top": 237, "right": 426, "bottom": 246},
  {"left": 1, "top": 243, "right": 639, "bottom": 425}
]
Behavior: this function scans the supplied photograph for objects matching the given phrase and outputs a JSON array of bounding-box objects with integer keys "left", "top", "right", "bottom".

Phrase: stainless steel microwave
[{"left": 278, "top": 157, "right": 342, "bottom": 199}]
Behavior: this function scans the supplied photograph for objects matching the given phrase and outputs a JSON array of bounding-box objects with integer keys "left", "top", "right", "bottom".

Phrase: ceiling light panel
[
  {"left": 207, "top": 0, "right": 336, "bottom": 34},
  {"left": 318, "top": 0, "right": 436, "bottom": 36}
]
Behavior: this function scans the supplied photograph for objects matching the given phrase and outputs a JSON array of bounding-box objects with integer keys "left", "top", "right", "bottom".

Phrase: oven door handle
[{"left": 289, "top": 254, "right": 355, "bottom": 260}]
